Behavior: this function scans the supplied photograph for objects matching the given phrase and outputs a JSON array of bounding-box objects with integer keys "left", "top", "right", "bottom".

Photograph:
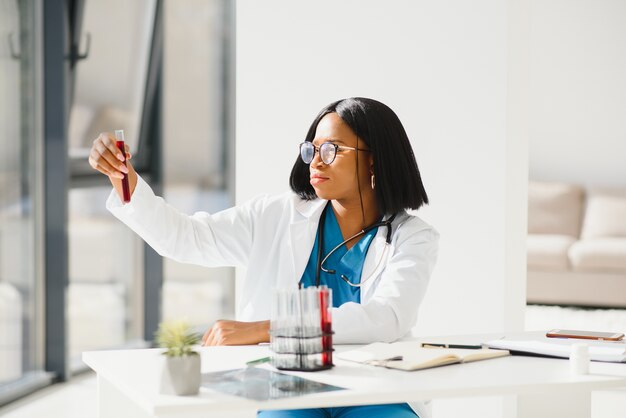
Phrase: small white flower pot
[{"left": 159, "top": 354, "right": 201, "bottom": 396}]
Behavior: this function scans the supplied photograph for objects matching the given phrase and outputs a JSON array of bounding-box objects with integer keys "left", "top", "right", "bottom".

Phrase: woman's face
[{"left": 309, "top": 112, "right": 373, "bottom": 202}]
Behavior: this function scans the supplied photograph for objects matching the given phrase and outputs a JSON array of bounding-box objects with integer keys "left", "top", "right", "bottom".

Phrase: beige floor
[
  {"left": 0, "top": 372, "right": 96, "bottom": 418},
  {"left": 1, "top": 305, "right": 626, "bottom": 418}
]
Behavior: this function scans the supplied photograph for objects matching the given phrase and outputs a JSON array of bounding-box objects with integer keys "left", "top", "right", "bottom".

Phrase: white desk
[{"left": 83, "top": 333, "right": 626, "bottom": 418}]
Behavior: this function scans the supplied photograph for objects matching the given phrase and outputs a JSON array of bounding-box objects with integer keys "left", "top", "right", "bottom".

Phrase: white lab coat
[
  {"left": 107, "top": 175, "right": 439, "bottom": 344},
  {"left": 107, "top": 175, "right": 439, "bottom": 416}
]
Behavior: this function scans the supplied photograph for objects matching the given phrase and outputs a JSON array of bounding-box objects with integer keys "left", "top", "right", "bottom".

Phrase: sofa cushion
[
  {"left": 569, "top": 238, "right": 626, "bottom": 272},
  {"left": 580, "top": 189, "right": 626, "bottom": 239},
  {"left": 527, "top": 234, "right": 576, "bottom": 271},
  {"left": 528, "top": 181, "right": 584, "bottom": 237}
]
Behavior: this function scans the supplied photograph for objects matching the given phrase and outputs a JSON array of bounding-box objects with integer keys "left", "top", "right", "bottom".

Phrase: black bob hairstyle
[{"left": 289, "top": 97, "right": 429, "bottom": 216}]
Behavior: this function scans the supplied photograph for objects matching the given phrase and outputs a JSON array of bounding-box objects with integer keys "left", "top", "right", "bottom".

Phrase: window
[
  {"left": 0, "top": 0, "right": 234, "bottom": 405},
  {"left": 66, "top": 0, "right": 158, "bottom": 368},
  {"left": 160, "top": 0, "right": 235, "bottom": 332},
  {"left": 0, "top": 0, "right": 50, "bottom": 404}
]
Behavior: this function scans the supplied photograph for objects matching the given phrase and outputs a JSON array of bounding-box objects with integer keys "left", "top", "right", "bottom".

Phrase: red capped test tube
[{"left": 115, "top": 130, "right": 131, "bottom": 204}]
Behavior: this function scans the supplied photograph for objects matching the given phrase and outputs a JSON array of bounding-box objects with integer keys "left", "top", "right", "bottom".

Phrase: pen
[
  {"left": 246, "top": 356, "right": 271, "bottom": 367},
  {"left": 421, "top": 343, "right": 483, "bottom": 350}
]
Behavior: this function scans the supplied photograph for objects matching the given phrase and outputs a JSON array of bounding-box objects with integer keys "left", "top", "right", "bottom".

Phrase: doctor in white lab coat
[{"left": 89, "top": 97, "right": 438, "bottom": 418}]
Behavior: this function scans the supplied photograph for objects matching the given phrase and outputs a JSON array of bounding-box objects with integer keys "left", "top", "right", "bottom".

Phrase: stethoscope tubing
[{"left": 314, "top": 203, "right": 396, "bottom": 287}]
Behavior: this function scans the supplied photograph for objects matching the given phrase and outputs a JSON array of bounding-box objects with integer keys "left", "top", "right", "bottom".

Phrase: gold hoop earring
[{"left": 371, "top": 174, "right": 376, "bottom": 190}]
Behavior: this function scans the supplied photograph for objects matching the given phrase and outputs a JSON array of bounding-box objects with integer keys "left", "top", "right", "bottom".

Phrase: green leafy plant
[{"left": 155, "top": 320, "right": 201, "bottom": 357}]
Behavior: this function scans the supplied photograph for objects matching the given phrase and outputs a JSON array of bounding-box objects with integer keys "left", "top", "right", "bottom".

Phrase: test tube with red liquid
[
  {"left": 115, "top": 130, "right": 131, "bottom": 204},
  {"left": 319, "top": 287, "right": 333, "bottom": 367}
]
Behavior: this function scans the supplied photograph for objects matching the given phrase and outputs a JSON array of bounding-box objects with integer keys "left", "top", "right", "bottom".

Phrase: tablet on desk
[{"left": 546, "top": 329, "right": 624, "bottom": 341}]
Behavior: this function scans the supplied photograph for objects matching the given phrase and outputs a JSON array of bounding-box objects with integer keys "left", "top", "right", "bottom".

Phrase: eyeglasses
[{"left": 299, "top": 141, "right": 370, "bottom": 165}]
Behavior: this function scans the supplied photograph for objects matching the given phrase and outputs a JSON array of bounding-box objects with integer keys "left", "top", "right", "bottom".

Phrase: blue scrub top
[{"left": 300, "top": 203, "right": 379, "bottom": 307}]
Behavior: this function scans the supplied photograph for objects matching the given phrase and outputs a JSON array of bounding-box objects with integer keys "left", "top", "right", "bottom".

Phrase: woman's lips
[{"left": 310, "top": 175, "right": 329, "bottom": 186}]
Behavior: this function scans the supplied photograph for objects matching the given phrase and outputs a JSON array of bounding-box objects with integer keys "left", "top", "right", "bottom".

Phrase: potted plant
[{"left": 155, "top": 320, "right": 202, "bottom": 396}]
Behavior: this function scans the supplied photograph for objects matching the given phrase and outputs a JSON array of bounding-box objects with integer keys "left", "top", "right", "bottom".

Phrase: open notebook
[{"left": 336, "top": 342, "right": 509, "bottom": 371}]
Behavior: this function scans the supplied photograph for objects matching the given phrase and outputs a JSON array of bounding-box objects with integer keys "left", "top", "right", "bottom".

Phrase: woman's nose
[{"left": 310, "top": 150, "right": 324, "bottom": 167}]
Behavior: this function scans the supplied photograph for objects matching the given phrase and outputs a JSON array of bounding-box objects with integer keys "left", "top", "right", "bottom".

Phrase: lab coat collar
[
  {"left": 361, "top": 212, "right": 406, "bottom": 298},
  {"left": 288, "top": 197, "right": 328, "bottom": 286},
  {"left": 360, "top": 228, "right": 389, "bottom": 298},
  {"left": 294, "top": 197, "right": 327, "bottom": 219}
]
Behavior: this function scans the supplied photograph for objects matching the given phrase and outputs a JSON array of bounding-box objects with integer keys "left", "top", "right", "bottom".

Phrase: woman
[{"left": 89, "top": 97, "right": 439, "bottom": 417}]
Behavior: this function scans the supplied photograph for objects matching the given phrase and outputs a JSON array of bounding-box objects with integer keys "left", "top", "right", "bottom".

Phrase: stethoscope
[{"left": 314, "top": 204, "right": 397, "bottom": 287}]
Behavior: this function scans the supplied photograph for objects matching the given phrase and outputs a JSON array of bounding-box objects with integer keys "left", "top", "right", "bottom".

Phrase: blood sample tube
[
  {"left": 319, "top": 286, "right": 333, "bottom": 367},
  {"left": 115, "top": 130, "right": 131, "bottom": 204}
]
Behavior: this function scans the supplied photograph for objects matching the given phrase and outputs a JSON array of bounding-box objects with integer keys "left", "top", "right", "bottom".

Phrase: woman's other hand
[
  {"left": 88, "top": 132, "right": 138, "bottom": 200},
  {"left": 202, "top": 320, "right": 270, "bottom": 346}
]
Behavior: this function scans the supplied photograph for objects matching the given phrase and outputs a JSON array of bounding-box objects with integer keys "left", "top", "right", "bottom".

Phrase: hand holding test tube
[{"left": 87, "top": 130, "right": 136, "bottom": 203}]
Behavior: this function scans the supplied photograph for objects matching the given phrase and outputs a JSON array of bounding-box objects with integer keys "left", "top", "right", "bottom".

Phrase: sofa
[{"left": 526, "top": 181, "right": 626, "bottom": 308}]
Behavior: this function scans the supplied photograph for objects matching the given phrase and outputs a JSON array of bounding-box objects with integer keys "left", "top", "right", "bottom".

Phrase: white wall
[
  {"left": 529, "top": 0, "right": 626, "bottom": 189},
  {"left": 236, "top": 0, "right": 528, "bottom": 336}
]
